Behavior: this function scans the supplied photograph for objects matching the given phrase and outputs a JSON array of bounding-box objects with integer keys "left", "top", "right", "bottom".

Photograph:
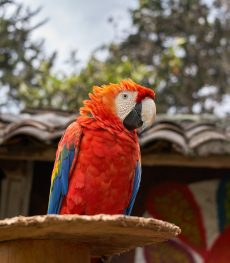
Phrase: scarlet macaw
[{"left": 48, "top": 79, "right": 156, "bottom": 215}]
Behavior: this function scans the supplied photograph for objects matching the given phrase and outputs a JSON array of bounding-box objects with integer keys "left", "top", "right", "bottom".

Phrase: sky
[
  {"left": 20, "top": 0, "right": 214, "bottom": 72},
  {"left": 20, "top": 0, "right": 138, "bottom": 72}
]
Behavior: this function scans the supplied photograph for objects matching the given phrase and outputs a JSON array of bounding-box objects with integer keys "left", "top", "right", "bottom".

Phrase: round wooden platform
[{"left": 0, "top": 214, "right": 180, "bottom": 256}]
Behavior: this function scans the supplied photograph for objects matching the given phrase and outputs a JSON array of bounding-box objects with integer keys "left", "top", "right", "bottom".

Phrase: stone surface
[{"left": 0, "top": 214, "right": 181, "bottom": 256}]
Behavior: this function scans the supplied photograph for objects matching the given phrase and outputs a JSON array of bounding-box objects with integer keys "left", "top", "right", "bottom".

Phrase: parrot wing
[
  {"left": 125, "top": 161, "right": 141, "bottom": 215},
  {"left": 47, "top": 121, "right": 83, "bottom": 214}
]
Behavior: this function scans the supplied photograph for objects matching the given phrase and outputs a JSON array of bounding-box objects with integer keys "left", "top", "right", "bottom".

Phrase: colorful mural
[{"left": 136, "top": 177, "right": 230, "bottom": 263}]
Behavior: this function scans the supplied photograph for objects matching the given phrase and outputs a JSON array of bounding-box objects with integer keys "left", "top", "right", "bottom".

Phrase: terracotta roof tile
[
  {"left": 0, "top": 111, "right": 229, "bottom": 156},
  {"left": 139, "top": 115, "right": 230, "bottom": 156},
  {"left": 0, "top": 111, "right": 76, "bottom": 144}
]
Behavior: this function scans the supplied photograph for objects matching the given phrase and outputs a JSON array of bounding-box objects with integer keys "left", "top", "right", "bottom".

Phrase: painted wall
[{"left": 135, "top": 177, "right": 230, "bottom": 263}]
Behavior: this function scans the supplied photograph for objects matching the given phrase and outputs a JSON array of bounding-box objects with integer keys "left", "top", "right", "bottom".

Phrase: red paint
[
  {"left": 146, "top": 183, "right": 207, "bottom": 258},
  {"left": 205, "top": 226, "right": 230, "bottom": 263},
  {"left": 144, "top": 240, "right": 196, "bottom": 263}
]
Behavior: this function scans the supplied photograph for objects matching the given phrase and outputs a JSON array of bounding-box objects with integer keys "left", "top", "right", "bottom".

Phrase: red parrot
[{"left": 48, "top": 79, "right": 156, "bottom": 215}]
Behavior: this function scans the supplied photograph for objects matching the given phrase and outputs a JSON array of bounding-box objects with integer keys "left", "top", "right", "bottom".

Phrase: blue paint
[{"left": 217, "top": 177, "right": 230, "bottom": 232}]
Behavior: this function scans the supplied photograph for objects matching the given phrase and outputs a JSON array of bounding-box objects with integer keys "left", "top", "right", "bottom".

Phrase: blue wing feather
[
  {"left": 125, "top": 161, "right": 141, "bottom": 215},
  {"left": 47, "top": 147, "right": 75, "bottom": 214},
  {"left": 47, "top": 122, "right": 82, "bottom": 215}
]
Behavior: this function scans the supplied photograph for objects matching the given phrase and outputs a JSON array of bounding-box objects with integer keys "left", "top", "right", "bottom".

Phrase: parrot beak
[
  {"left": 123, "top": 98, "right": 156, "bottom": 131},
  {"left": 140, "top": 97, "right": 156, "bottom": 131},
  {"left": 123, "top": 102, "right": 143, "bottom": 131}
]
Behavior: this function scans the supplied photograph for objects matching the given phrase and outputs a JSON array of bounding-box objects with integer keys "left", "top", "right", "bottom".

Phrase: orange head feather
[{"left": 80, "top": 79, "right": 155, "bottom": 128}]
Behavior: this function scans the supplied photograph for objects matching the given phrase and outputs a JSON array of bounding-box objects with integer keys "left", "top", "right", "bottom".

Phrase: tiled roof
[
  {"left": 139, "top": 115, "right": 230, "bottom": 156},
  {"left": 0, "top": 111, "right": 229, "bottom": 156},
  {"left": 0, "top": 110, "right": 76, "bottom": 145}
]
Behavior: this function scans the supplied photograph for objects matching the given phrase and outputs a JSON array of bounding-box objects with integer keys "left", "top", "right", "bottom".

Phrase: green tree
[
  {"left": 0, "top": 0, "right": 54, "bottom": 109},
  {"left": 20, "top": 55, "right": 153, "bottom": 110},
  {"left": 0, "top": 0, "right": 153, "bottom": 111},
  {"left": 3, "top": 0, "right": 229, "bottom": 115},
  {"left": 109, "top": 0, "right": 230, "bottom": 113}
]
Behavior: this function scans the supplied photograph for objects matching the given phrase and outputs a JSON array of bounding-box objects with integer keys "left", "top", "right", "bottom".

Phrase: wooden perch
[{"left": 0, "top": 214, "right": 181, "bottom": 263}]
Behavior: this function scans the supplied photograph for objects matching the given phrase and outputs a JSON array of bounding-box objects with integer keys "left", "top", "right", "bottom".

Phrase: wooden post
[
  {"left": 0, "top": 214, "right": 181, "bottom": 263},
  {"left": 0, "top": 240, "right": 90, "bottom": 263}
]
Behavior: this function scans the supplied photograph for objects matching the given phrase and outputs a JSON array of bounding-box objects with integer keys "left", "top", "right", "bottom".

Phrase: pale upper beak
[
  {"left": 123, "top": 97, "right": 156, "bottom": 131},
  {"left": 141, "top": 97, "right": 156, "bottom": 131}
]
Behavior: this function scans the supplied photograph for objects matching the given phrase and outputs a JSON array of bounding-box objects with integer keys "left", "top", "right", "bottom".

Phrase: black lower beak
[{"left": 123, "top": 102, "right": 143, "bottom": 130}]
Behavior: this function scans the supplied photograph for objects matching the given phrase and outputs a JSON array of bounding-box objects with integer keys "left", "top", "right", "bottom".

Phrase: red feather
[
  {"left": 49, "top": 80, "right": 154, "bottom": 215},
  {"left": 60, "top": 117, "right": 140, "bottom": 215}
]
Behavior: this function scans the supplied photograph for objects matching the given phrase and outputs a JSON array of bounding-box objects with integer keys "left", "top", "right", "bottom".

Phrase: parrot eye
[
  {"left": 115, "top": 91, "right": 138, "bottom": 121},
  {"left": 122, "top": 93, "right": 129, "bottom": 99}
]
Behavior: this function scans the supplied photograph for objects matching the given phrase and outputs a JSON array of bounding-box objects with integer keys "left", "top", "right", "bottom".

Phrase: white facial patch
[
  {"left": 141, "top": 98, "right": 156, "bottom": 130},
  {"left": 115, "top": 91, "right": 138, "bottom": 121}
]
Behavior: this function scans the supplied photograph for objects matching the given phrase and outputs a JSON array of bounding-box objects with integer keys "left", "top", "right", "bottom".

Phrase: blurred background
[
  {"left": 0, "top": 0, "right": 229, "bottom": 115},
  {"left": 0, "top": 0, "right": 230, "bottom": 263}
]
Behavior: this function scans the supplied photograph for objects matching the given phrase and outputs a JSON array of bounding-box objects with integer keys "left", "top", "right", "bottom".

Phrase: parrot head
[{"left": 80, "top": 79, "right": 156, "bottom": 131}]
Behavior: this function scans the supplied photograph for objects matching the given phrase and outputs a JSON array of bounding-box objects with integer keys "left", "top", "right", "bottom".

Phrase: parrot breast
[{"left": 60, "top": 126, "right": 139, "bottom": 215}]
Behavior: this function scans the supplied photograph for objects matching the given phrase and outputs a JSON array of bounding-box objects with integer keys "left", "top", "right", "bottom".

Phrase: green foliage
[
  {"left": 109, "top": 0, "right": 230, "bottom": 113},
  {"left": 78, "top": 56, "right": 154, "bottom": 88},
  {"left": 20, "top": 56, "right": 154, "bottom": 110},
  {"left": 0, "top": 0, "right": 154, "bottom": 111},
  {"left": 0, "top": 0, "right": 54, "bottom": 108},
  {"left": 1, "top": 0, "right": 230, "bottom": 115}
]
